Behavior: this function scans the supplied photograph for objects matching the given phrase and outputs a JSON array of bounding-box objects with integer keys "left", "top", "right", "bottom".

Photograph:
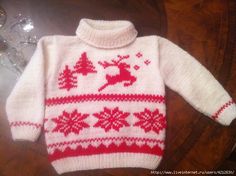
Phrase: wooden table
[{"left": 0, "top": 0, "right": 235, "bottom": 175}]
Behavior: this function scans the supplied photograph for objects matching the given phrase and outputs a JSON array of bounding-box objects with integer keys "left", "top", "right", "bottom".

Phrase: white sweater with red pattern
[{"left": 6, "top": 19, "right": 236, "bottom": 174}]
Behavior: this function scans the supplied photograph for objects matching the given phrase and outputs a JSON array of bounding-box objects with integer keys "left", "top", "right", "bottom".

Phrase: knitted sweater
[{"left": 6, "top": 19, "right": 236, "bottom": 174}]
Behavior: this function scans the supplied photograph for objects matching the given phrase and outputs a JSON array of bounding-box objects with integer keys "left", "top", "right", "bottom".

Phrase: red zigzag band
[
  {"left": 10, "top": 121, "right": 42, "bottom": 128},
  {"left": 212, "top": 100, "right": 235, "bottom": 120},
  {"left": 47, "top": 137, "right": 164, "bottom": 148},
  {"left": 45, "top": 94, "right": 165, "bottom": 107},
  {"left": 48, "top": 142, "right": 164, "bottom": 161}
]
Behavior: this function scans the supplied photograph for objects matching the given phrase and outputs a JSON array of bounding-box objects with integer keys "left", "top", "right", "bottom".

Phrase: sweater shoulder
[
  {"left": 38, "top": 35, "right": 54, "bottom": 44},
  {"left": 136, "top": 35, "right": 175, "bottom": 44},
  {"left": 136, "top": 35, "right": 159, "bottom": 41},
  {"left": 38, "top": 35, "right": 83, "bottom": 47},
  {"left": 137, "top": 35, "right": 167, "bottom": 41},
  {"left": 135, "top": 35, "right": 167, "bottom": 46},
  {"left": 134, "top": 35, "right": 168, "bottom": 51}
]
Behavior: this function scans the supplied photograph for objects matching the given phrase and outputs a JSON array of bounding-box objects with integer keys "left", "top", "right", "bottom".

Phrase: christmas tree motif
[
  {"left": 74, "top": 52, "right": 97, "bottom": 76},
  {"left": 58, "top": 65, "right": 77, "bottom": 91}
]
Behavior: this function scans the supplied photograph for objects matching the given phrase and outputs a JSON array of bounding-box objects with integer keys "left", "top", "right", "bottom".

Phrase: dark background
[{"left": 0, "top": 0, "right": 235, "bottom": 175}]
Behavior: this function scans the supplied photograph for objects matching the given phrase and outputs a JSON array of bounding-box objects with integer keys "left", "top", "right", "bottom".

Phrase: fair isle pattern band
[
  {"left": 47, "top": 137, "right": 164, "bottom": 150},
  {"left": 47, "top": 137, "right": 165, "bottom": 161},
  {"left": 48, "top": 141, "right": 164, "bottom": 161},
  {"left": 45, "top": 94, "right": 165, "bottom": 106}
]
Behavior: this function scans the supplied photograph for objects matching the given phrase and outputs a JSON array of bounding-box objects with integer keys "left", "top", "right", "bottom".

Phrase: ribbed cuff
[
  {"left": 10, "top": 125, "right": 41, "bottom": 142},
  {"left": 214, "top": 101, "right": 236, "bottom": 126}
]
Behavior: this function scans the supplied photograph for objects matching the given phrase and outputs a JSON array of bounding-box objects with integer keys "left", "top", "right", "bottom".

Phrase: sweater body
[
  {"left": 6, "top": 19, "right": 236, "bottom": 174},
  {"left": 45, "top": 36, "right": 166, "bottom": 173}
]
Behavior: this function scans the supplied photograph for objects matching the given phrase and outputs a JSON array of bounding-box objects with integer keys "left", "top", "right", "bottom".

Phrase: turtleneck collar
[{"left": 76, "top": 18, "right": 138, "bottom": 49}]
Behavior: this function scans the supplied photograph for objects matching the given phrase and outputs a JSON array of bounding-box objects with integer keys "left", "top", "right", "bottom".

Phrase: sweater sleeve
[
  {"left": 158, "top": 37, "right": 236, "bottom": 126},
  {"left": 6, "top": 38, "right": 47, "bottom": 141}
]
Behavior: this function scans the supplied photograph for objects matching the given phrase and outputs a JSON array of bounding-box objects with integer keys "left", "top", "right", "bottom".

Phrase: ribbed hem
[
  {"left": 11, "top": 126, "right": 41, "bottom": 142},
  {"left": 76, "top": 18, "right": 138, "bottom": 49},
  {"left": 51, "top": 153, "right": 162, "bottom": 174}
]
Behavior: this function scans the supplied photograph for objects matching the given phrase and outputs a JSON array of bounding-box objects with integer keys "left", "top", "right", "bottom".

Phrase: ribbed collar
[{"left": 76, "top": 19, "right": 138, "bottom": 49}]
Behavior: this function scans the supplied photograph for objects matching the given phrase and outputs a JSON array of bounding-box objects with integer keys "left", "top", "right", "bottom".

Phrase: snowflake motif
[
  {"left": 136, "top": 52, "right": 143, "bottom": 58},
  {"left": 133, "top": 65, "right": 140, "bottom": 70},
  {"left": 93, "top": 107, "right": 130, "bottom": 132},
  {"left": 134, "top": 108, "right": 166, "bottom": 134},
  {"left": 144, "top": 59, "right": 151, "bottom": 65},
  {"left": 52, "top": 110, "right": 89, "bottom": 136}
]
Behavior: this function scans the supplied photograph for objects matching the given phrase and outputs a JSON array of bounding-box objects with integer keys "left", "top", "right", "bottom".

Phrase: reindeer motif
[{"left": 98, "top": 55, "right": 137, "bottom": 92}]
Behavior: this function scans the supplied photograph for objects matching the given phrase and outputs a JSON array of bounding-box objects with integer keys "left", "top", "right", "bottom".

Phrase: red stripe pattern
[
  {"left": 10, "top": 121, "right": 42, "bottom": 128},
  {"left": 48, "top": 142, "right": 164, "bottom": 161},
  {"left": 47, "top": 137, "right": 164, "bottom": 148},
  {"left": 212, "top": 100, "right": 235, "bottom": 120},
  {"left": 45, "top": 94, "right": 165, "bottom": 106}
]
